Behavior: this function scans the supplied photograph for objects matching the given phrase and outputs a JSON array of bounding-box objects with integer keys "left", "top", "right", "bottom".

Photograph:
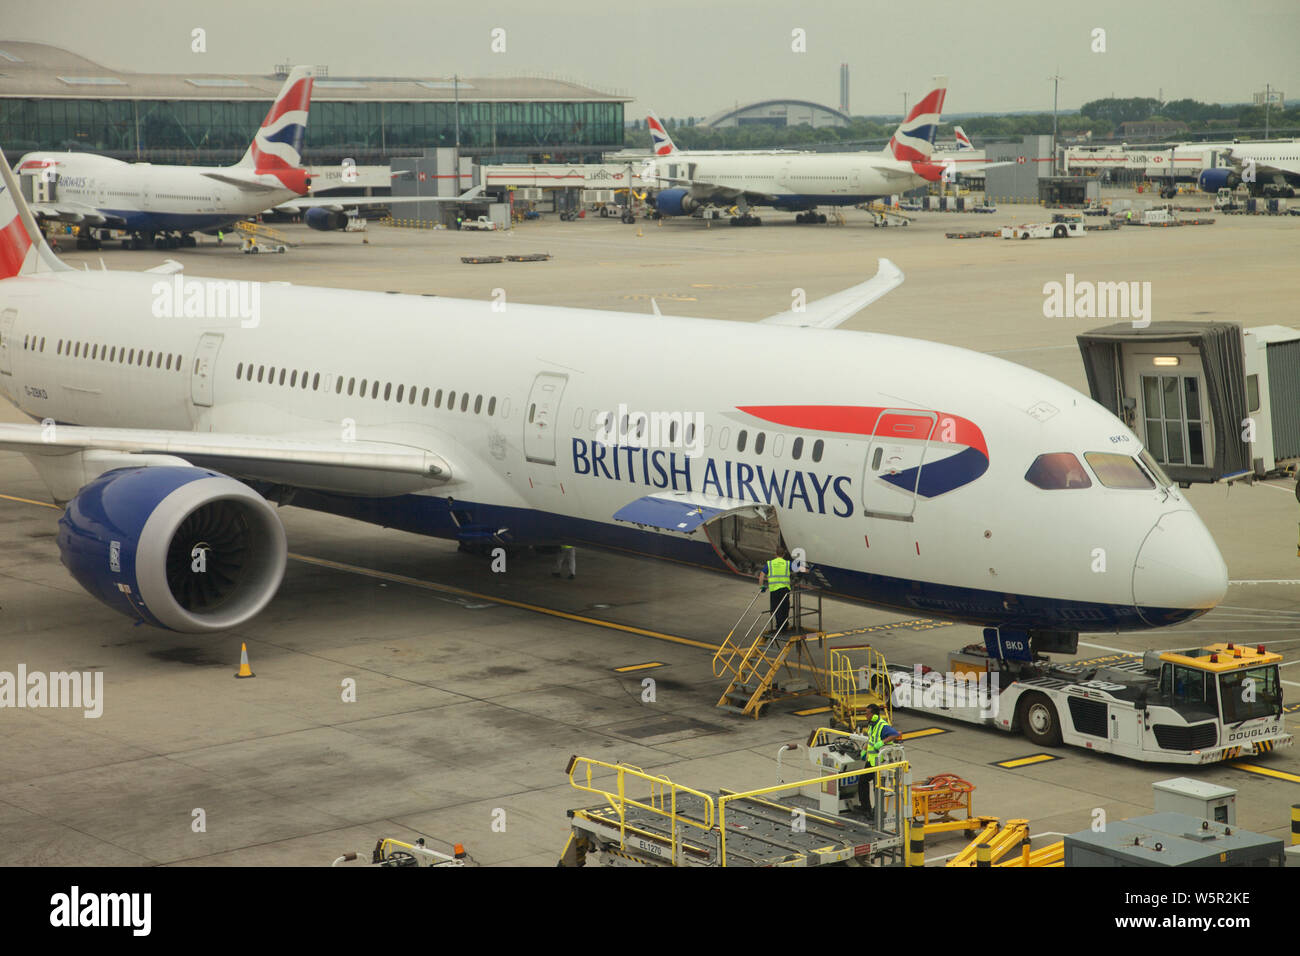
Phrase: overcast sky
[{"left": 7, "top": 0, "right": 1298, "bottom": 119}]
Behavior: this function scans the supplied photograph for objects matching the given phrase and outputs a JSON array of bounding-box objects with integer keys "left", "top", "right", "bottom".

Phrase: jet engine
[
  {"left": 57, "top": 467, "right": 287, "bottom": 633},
  {"left": 1198, "top": 168, "right": 1240, "bottom": 193},
  {"left": 305, "top": 207, "right": 351, "bottom": 231},
  {"left": 653, "top": 188, "right": 699, "bottom": 217}
]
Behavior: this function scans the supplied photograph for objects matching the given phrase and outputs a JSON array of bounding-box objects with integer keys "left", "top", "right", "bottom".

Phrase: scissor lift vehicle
[{"left": 560, "top": 742, "right": 914, "bottom": 867}]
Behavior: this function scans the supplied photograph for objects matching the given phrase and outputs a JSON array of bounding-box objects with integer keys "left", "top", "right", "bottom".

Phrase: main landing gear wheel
[{"left": 1018, "top": 692, "right": 1062, "bottom": 747}]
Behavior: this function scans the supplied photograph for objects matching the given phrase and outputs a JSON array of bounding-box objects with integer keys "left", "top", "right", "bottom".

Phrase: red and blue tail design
[
  {"left": 647, "top": 111, "right": 677, "bottom": 157},
  {"left": 738, "top": 403, "right": 989, "bottom": 499},
  {"left": 954, "top": 126, "right": 974, "bottom": 151},
  {"left": 238, "top": 66, "right": 314, "bottom": 171},
  {"left": 888, "top": 77, "right": 948, "bottom": 163},
  {"left": 0, "top": 147, "right": 67, "bottom": 279}
]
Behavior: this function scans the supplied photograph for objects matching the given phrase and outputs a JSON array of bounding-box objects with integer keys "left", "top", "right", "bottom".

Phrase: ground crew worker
[
  {"left": 856, "top": 703, "right": 902, "bottom": 816},
  {"left": 757, "top": 549, "right": 793, "bottom": 634},
  {"left": 217, "top": 230, "right": 224, "bottom": 246},
  {"left": 552, "top": 544, "right": 576, "bottom": 580}
]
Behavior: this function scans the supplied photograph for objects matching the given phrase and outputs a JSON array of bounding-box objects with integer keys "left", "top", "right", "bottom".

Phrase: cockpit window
[
  {"left": 1025, "top": 453, "right": 1092, "bottom": 490},
  {"left": 1084, "top": 452, "right": 1155, "bottom": 489},
  {"left": 1138, "top": 449, "right": 1173, "bottom": 489}
]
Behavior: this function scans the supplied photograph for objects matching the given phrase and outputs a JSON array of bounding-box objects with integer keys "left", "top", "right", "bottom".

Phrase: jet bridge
[{"left": 1077, "top": 322, "right": 1252, "bottom": 484}]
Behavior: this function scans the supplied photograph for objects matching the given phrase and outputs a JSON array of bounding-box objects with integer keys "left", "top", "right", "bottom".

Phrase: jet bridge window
[
  {"left": 1084, "top": 452, "right": 1154, "bottom": 490},
  {"left": 1025, "top": 452, "right": 1092, "bottom": 490}
]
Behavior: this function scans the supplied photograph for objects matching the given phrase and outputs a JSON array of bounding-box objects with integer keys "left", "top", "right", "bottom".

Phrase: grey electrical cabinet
[
  {"left": 1064, "top": 812, "right": 1283, "bottom": 867},
  {"left": 1152, "top": 777, "right": 1237, "bottom": 824}
]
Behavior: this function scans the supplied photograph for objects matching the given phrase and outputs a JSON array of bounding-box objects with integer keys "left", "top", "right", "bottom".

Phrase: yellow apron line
[
  {"left": 0, "top": 493, "right": 60, "bottom": 509},
  {"left": 614, "top": 662, "right": 666, "bottom": 673},
  {"left": 996, "top": 754, "right": 1058, "bottom": 768},
  {"left": 1232, "top": 762, "right": 1300, "bottom": 784},
  {"left": 289, "top": 552, "right": 719, "bottom": 651},
  {"left": 793, "top": 706, "right": 832, "bottom": 716},
  {"left": 900, "top": 727, "right": 947, "bottom": 740}
]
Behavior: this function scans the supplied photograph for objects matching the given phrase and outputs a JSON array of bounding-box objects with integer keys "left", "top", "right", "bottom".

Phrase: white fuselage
[
  {"left": 656, "top": 150, "right": 934, "bottom": 209},
  {"left": 16, "top": 152, "right": 300, "bottom": 234},
  {"left": 0, "top": 269, "right": 1228, "bottom": 632}
]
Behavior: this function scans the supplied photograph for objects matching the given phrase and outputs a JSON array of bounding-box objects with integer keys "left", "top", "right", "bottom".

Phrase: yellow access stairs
[
  {"left": 828, "top": 645, "right": 893, "bottom": 732},
  {"left": 713, "top": 588, "right": 825, "bottom": 718}
]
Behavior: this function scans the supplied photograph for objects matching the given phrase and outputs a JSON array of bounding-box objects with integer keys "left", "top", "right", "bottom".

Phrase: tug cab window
[
  {"left": 1219, "top": 666, "right": 1281, "bottom": 723},
  {"left": 1025, "top": 452, "right": 1091, "bottom": 489},
  {"left": 1084, "top": 452, "right": 1155, "bottom": 489}
]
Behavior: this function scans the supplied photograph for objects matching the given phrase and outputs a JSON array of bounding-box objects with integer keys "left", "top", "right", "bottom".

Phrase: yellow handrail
[
  {"left": 566, "top": 755, "right": 716, "bottom": 866},
  {"left": 712, "top": 588, "right": 769, "bottom": 678},
  {"left": 717, "top": 758, "right": 909, "bottom": 867}
]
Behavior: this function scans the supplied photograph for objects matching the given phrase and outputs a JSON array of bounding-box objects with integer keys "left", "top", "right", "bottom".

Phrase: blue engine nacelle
[
  {"left": 1198, "top": 168, "right": 1240, "bottom": 193},
  {"left": 305, "top": 207, "right": 351, "bottom": 231},
  {"left": 57, "top": 467, "right": 287, "bottom": 633},
  {"left": 654, "top": 188, "right": 699, "bottom": 217}
]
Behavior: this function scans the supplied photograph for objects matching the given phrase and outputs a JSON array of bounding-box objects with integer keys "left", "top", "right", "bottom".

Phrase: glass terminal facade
[{"left": 0, "top": 97, "right": 624, "bottom": 164}]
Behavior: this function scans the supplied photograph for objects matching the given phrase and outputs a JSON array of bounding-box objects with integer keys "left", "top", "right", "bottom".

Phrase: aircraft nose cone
[{"left": 1132, "top": 510, "right": 1228, "bottom": 625}]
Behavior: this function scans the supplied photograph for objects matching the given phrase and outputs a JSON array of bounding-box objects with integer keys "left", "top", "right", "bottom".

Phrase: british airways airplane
[
  {"left": 14, "top": 68, "right": 476, "bottom": 250},
  {"left": 0, "top": 148, "right": 1227, "bottom": 642},
  {"left": 645, "top": 79, "right": 1002, "bottom": 224}
]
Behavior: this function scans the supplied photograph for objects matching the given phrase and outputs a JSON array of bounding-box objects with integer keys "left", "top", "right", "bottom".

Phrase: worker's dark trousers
[
  {"left": 858, "top": 770, "right": 875, "bottom": 815},
  {"left": 769, "top": 587, "right": 790, "bottom": 633}
]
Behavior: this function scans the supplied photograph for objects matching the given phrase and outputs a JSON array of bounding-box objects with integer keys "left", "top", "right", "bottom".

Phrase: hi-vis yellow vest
[{"left": 765, "top": 558, "right": 791, "bottom": 591}]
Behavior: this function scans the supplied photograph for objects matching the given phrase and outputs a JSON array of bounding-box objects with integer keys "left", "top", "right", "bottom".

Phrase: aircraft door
[
  {"left": 0, "top": 308, "right": 17, "bottom": 376},
  {"left": 861, "top": 409, "right": 936, "bottom": 520},
  {"left": 524, "top": 371, "right": 568, "bottom": 465},
  {"left": 190, "top": 332, "right": 224, "bottom": 407}
]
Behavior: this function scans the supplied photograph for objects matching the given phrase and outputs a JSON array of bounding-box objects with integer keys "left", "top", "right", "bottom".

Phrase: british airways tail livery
[
  {"left": 0, "top": 148, "right": 1227, "bottom": 639},
  {"left": 14, "top": 67, "right": 317, "bottom": 251},
  {"left": 648, "top": 78, "right": 1012, "bottom": 222},
  {"left": 647, "top": 111, "right": 678, "bottom": 157}
]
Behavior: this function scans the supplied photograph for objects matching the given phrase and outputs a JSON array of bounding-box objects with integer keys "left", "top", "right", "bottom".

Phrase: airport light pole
[{"left": 1049, "top": 72, "right": 1064, "bottom": 175}]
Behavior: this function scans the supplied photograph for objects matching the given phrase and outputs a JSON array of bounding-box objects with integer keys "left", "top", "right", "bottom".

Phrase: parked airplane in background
[
  {"left": 15, "top": 67, "right": 478, "bottom": 248},
  {"left": 645, "top": 80, "right": 1006, "bottom": 224},
  {"left": 935, "top": 126, "right": 975, "bottom": 152},
  {"left": 0, "top": 146, "right": 1226, "bottom": 647},
  {"left": 1198, "top": 140, "right": 1300, "bottom": 197}
]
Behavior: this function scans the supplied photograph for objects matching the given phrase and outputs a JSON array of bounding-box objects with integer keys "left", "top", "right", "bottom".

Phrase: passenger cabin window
[
  {"left": 475, "top": 395, "right": 483, "bottom": 414},
  {"left": 1084, "top": 452, "right": 1155, "bottom": 490},
  {"left": 1025, "top": 452, "right": 1092, "bottom": 490},
  {"left": 460, "top": 393, "right": 469, "bottom": 412},
  {"left": 488, "top": 397, "right": 497, "bottom": 416},
  {"left": 737, "top": 430, "right": 747, "bottom": 452},
  {"left": 792, "top": 437, "right": 804, "bottom": 460},
  {"left": 812, "top": 439, "right": 824, "bottom": 463},
  {"left": 754, "top": 432, "right": 766, "bottom": 455}
]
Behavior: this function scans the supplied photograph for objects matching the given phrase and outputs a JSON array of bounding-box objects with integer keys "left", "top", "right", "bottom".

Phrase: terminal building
[{"left": 0, "top": 41, "right": 630, "bottom": 166}]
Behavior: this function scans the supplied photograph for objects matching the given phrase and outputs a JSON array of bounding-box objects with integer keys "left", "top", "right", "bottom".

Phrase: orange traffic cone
[{"left": 235, "top": 642, "right": 255, "bottom": 679}]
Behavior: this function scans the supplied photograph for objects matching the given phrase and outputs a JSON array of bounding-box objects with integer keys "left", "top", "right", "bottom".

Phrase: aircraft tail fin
[
  {"left": 887, "top": 77, "right": 948, "bottom": 162},
  {"left": 0, "top": 146, "right": 72, "bottom": 278},
  {"left": 647, "top": 111, "right": 678, "bottom": 157},
  {"left": 237, "top": 66, "right": 315, "bottom": 170},
  {"left": 954, "top": 126, "right": 974, "bottom": 151}
]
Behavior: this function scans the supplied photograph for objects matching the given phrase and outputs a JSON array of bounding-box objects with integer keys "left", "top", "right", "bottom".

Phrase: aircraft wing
[
  {"left": 27, "top": 199, "right": 120, "bottom": 227},
  {"left": 761, "top": 258, "right": 903, "bottom": 329},
  {"left": 652, "top": 175, "right": 777, "bottom": 205},
  {"left": 200, "top": 171, "right": 287, "bottom": 193},
  {"left": 275, "top": 185, "right": 485, "bottom": 214},
  {"left": 0, "top": 423, "right": 453, "bottom": 503},
  {"left": 1223, "top": 148, "right": 1300, "bottom": 182}
]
